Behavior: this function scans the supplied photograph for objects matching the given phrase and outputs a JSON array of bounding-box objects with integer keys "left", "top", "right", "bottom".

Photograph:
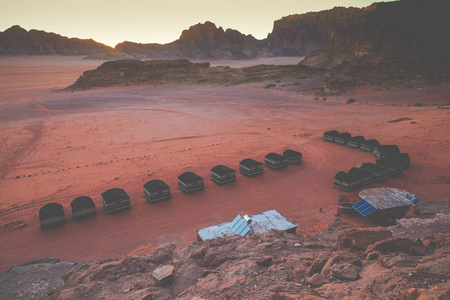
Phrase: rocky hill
[
  {"left": 65, "top": 59, "right": 323, "bottom": 91},
  {"left": 0, "top": 25, "right": 112, "bottom": 55},
  {"left": 0, "top": 213, "right": 449, "bottom": 299}
]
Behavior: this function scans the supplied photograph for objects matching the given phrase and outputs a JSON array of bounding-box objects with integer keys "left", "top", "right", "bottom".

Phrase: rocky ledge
[{"left": 0, "top": 214, "right": 448, "bottom": 300}]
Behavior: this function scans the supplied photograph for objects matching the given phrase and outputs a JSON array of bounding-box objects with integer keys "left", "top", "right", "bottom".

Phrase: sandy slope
[{"left": 0, "top": 56, "right": 448, "bottom": 273}]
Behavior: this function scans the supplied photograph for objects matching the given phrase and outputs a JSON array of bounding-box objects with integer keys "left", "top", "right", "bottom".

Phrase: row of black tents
[
  {"left": 38, "top": 149, "right": 303, "bottom": 230},
  {"left": 323, "top": 131, "right": 410, "bottom": 191}
]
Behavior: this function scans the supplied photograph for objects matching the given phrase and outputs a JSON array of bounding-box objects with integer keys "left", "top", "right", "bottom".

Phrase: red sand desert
[{"left": 0, "top": 56, "right": 449, "bottom": 273}]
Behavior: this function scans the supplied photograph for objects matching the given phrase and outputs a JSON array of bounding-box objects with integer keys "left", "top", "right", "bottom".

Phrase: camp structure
[
  {"left": 197, "top": 210, "right": 296, "bottom": 241},
  {"left": 71, "top": 196, "right": 97, "bottom": 221},
  {"left": 334, "top": 167, "right": 373, "bottom": 191},
  {"left": 353, "top": 187, "right": 414, "bottom": 226},
  {"left": 334, "top": 171, "right": 359, "bottom": 191},
  {"left": 348, "top": 167, "right": 373, "bottom": 187},
  {"left": 178, "top": 172, "right": 204, "bottom": 193},
  {"left": 382, "top": 153, "right": 410, "bottom": 169},
  {"left": 283, "top": 149, "right": 302, "bottom": 164},
  {"left": 323, "top": 130, "right": 339, "bottom": 142},
  {"left": 334, "top": 132, "right": 352, "bottom": 145},
  {"left": 144, "top": 179, "right": 171, "bottom": 203},
  {"left": 347, "top": 136, "right": 366, "bottom": 149},
  {"left": 239, "top": 158, "right": 264, "bottom": 177},
  {"left": 39, "top": 203, "right": 66, "bottom": 230},
  {"left": 373, "top": 145, "right": 400, "bottom": 158},
  {"left": 376, "top": 158, "right": 403, "bottom": 176},
  {"left": 102, "top": 188, "right": 131, "bottom": 214},
  {"left": 360, "top": 162, "right": 391, "bottom": 182},
  {"left": 211, "top": 165, "right": 236, "bottom": 185},
  {"left": 264, "top": 152, "right": 288, "bottom": 170},
  {"left": 360, "top": 139, "right": 380, "bottom": 152}
]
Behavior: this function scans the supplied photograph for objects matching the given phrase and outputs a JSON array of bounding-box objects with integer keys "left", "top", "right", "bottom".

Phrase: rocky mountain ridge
[
  {"left": 0, "top": 213, "right": 448, "bottom": 299},
  {"left": 0, "top": 25, "right": 112, "bottom": 56}
]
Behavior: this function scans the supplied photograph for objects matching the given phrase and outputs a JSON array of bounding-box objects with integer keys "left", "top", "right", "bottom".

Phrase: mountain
[
  {"left": 0, "top": 25, "right": 112, "bottom": 55},
  {"left": 114, "top": 21, "right": 268, "bottom": 60}
]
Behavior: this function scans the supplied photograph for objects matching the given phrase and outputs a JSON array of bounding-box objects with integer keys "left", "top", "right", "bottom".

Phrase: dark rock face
[
  {"left": 302, "top": 0, "right": 450, "bottom": 92},
  {"left": 267, "top": 6, "right": 370, "bottom": 56},
  {"left": 0, "top": 25, "right": 112, "bottom": 55}
]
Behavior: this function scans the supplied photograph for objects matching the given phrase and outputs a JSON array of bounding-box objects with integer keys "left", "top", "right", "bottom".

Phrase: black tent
[
  {"left": 382, "top": 153, "right": 410, "bottom": 169},
  {"left": 211, "top": 165, "right": 236, "bottom": 185},
  {"left": 144, "top": 179, "right": 171, "bottom": 203},
  {"left": 334, "top": 132, "right": 352, "bottom": 145},
  {"left": 102, "top": 188, "right": 131, "bottom": 214},
  {"left": 283, "top": 149, "right": 302, "bottom": 164},
  {"left": 39, "top": 203, "right": 66, "bottom": 230},
  {"left": 334, "top": 171, "right": 359, "bottom": 191},
  {"left": 178, "top": 172, "right": 204, "bottom": 193},
  {"left": 323, "top": 130, "right": 340, "bottom": 142},
  {"left": 71, "top": 196, "right": 96, "bottom": 221},
  {"left": 360, "top": 162, "right": 390, "bottom": 182},
  {"left": 376, "top": 158, "right": 403, "bottom": 176},
  {"left": 347, "top": 136, "right": 366, "bottom": 149},
  {"left": 373, "top": 145, "right": 400, "bottom": 158},
  {"left": 239, "top": 158, "right": 264, "bottom": 177},
  {"left": 264, "top": 153, "right": 288, "bottom": 170},
  {"left": 348, "top": 167, "right": 373, "bottom": 187},
  {"left": 360, "top": 139, "right": 380, "bottom": 152}
]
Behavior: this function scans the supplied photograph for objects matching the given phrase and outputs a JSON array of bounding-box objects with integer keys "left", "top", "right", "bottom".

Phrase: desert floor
[{"left": 0, "top": 56, "right": 449, "bottom": 273}]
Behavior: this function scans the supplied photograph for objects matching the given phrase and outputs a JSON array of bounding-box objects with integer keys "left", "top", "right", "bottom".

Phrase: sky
[{"left": 1, "top": 0, "right": 395, "bottom": 47}]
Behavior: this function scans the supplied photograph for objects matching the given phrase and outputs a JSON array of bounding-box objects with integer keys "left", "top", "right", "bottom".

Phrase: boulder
[
  {"left": 307, "top": 254, "right": 329, "bottom": 276},
  {"left": 256, "top": 256, "right": 273, "bottom": 267},
  {"left": 364, "top": 238, "right": 416, "bottom": 256},
  {"left": 337, "top": 227, "right": 393, "bottom": 250},
  {"left": 321, "top": 255, "right": 343, "bottom": 276},
  {"left": 377, "top": 254, "right": 420, "bottom": 269},
  {"left": 173, "top": 262, "right": 205, "bottom": 296},
  {"left": 305, "top": 273, "right": 329, "bottom": 286},
  {"left": 329, "top": 262, "right": 359, "bottom": 281},
  {"left": 152, "top": 265, "right": 175, "bottom": 286}
]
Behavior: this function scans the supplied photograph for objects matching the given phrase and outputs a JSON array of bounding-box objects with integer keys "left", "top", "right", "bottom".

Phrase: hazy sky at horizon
[{"left": 1, "top": 0, "right": 395, "bottom": 47}]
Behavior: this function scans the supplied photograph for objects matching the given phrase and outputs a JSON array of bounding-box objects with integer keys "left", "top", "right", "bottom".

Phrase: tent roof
[
  {"left": 102, "top": 188, "right": 129, "bottom": 203},
  {"left": 359, "top": 187, "right": 412, "bottom": 210},
  {"left": 265, "top": 152, "right": 285, "bottom": 160},
  {"left": 39, "top": 203, "right": 64, "bottom": 221},
  {"left": 71, "top": 196, "right": 95, "bottom": 211},
  {"left": 324, "top": 130, "right": 340, "bottom": 136},
  {"left": 349, "top": 135, "right": 366, "bottom": 142},
  {"left": 178, "top": 172, "right": 203, "bottom": 183},
  {"left": 240, "top": 158, "right": 263, "bottom": 167},
  {"left": 211, "top": 165, "right": 235, "bottom": 175},
  {"left": 144, "top": 179, "right": 170, "bottom": 191},
  {"left": 283, "top": 149, "right": 302, "bottom": 158},
  {"left": 361, "top": 139, "right": 380, "bottom": 146}
]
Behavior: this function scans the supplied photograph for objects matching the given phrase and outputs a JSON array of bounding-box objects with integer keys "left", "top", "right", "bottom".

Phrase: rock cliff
[
  {"left": 0, "top": 25, "right": 112, "bottom": 55},
  {"left": 302, "top": 0, "right": 450, "bottom": 92}
]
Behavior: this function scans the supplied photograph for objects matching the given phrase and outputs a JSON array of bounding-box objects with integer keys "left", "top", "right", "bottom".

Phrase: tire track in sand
[{"left": 0, "top": 122, "right": 44, "bottom": 180}]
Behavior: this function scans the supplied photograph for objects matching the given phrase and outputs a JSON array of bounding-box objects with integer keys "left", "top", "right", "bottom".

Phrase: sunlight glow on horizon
[{"left": 1, "top": 0, "right": 395, "bottom": 47}]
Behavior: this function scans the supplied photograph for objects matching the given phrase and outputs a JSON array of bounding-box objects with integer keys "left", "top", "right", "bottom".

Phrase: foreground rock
[{"left": 1, "top": 213, "right": 449, "bottom": 299}]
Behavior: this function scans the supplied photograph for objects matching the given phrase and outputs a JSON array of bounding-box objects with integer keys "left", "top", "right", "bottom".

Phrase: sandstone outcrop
[{"left": 65, "top": 58, "right": 323, "bottom": 91}]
